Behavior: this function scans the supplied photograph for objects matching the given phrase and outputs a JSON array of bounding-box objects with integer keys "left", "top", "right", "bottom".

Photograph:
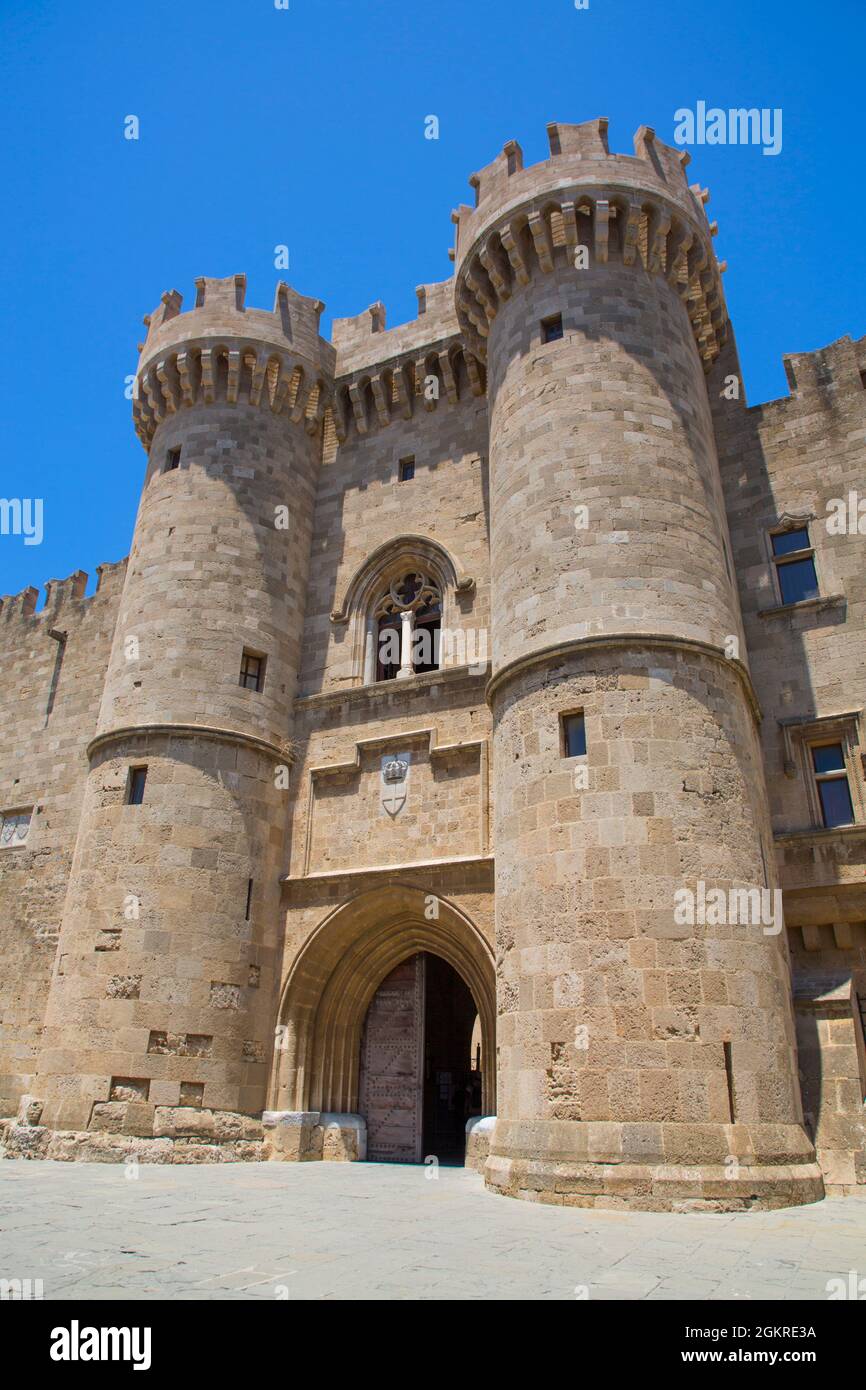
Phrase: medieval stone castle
[{"left": 2, "top": 119, "right": 864, "bottom": 1210}]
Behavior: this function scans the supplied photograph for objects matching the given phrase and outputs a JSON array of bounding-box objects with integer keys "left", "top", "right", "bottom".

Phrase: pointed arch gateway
[{"left": 271, "top": 885, "right": 496, "bottom": 1127}]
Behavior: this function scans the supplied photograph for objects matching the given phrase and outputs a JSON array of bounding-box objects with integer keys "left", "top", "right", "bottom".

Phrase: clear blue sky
[{"left": 1, "top": 0, "right": 863, "bottom": 600}]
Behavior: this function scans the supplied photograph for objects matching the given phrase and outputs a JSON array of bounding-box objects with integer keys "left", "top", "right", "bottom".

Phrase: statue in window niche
[{"left": 381, "top": 752, "right": 411, "bottom": 817}]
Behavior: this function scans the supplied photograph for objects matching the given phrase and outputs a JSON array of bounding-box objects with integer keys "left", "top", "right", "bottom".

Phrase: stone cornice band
[
  {"left": 485, "top": 634, "right": 763, "bottom": 724},
  {"left": 86, "top": 722, "right": 294, "bottom": 765}
]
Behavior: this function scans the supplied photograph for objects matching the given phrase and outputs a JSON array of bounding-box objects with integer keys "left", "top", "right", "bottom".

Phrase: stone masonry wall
[
  {"left": 0, "top": 561, "right": 126, "bottom": 1115},
  {"left": 0, "top": 121, "right": 862, "bottom": 1195},
  {"left": 289, "top": 669, "right": 490, "bottom": 879},
  {"left": 710, "top": 329, "right": 866, "bottom": 1194},
  {"left": 709, "top": 333, "right": 866, "bottom": 849},
  {"left": 297, "top": 385, "right": 490, "bottom": 696}
]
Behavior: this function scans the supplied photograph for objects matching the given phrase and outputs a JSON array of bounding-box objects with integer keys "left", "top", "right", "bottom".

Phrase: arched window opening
[{"left": 370, "top": 572, "right": 442, "bottom": 682}]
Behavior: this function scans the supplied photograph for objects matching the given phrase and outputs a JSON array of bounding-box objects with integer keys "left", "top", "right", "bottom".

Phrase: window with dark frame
[
  {"left": 127, "top": 767, "right": 147, "bottom": 806},
  {"left": 542, "top": 313, "right": 564, "bottom": 344},
  {"left": 398, "top": 457, "right": 415, "bottom": 482},
  {"left": 771, "top": 526, "right": 819, "bottom": 606},
  {"left": 164, "top": 447, "right": 181, "bottom": 472},
  {"left": 411, "top": 601, "right": 440, "bottom": 675},
  {"left": 810, "top": 743, "right": 855, "bottom": 829},
  {"left": 373, "top": 572, "right": 442, "bottom": 681},
  {"left": 562, "top": 712, "right": 587, "bottom": 758},
  {"left": 239, "top": 650, "right": 266, "bottom": 692},
  {"left": 376, "top": 615, "right": 401, "bottom": 681}
]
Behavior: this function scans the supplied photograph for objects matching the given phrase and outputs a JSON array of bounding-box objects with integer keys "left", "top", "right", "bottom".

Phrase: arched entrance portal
[
  {"left": 359, "top": 952, "right": 482, "bottom": 1164},
  {"left": 271, "top": 886, "right": 496, "bottom": 1154}
]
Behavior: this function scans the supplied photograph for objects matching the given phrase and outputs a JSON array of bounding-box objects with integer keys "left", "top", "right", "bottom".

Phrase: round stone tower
[
  {"left": 454, "top": 120, "right": 822, "bottom": 1209},
  {"left": 32, "top": 275, "right": 333, "bottom": 1141}
]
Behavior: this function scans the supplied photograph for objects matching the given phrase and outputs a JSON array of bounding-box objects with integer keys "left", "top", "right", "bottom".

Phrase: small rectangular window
[
  {"left": 165, "top": 447, "right": 181, "bottom": 472},
  {"left": 240, "top": 650, "right": 266, "bottom": 692},
  {"left": 398, "top": 457, "right": 415, "bottom": 482},
  {"left": 0, "top": 808, "right": 32, "bottom": 849},
  {"left": 127, "top": 767, "right": 147, "bottom": 805},
  {"left": 562, "top": 712, "right": 587, "bottom": 758},
  {"left": 542, "top": 313, "right": 563, "bottom": 344},
  {"left": 771, "top": 526, "right": 819, "bottom": 605},
  {"left": 811, "top": 743, "right": 855, "bottom": 828}
]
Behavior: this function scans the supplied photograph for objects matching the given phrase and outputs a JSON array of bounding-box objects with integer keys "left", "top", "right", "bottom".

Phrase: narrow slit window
[
  {"left": 240, "top": 650, "right": 266, "bottom": 692},
  {"left": 811, "top": 743, "right": 855, "bottom": 829},
  {"left": 562, "top": 712, "right": 587, "bottom": 758},
  {"left": 127, "top": 767, "right": 147, "bottom": 806},
  {"left": 245, "top": 878, "right": 253, "bottom": 921},
  {"left": 723, "top": 1040, "right": 736, "bottom": 1121},
  {"left": 771, "top": 526, "right": 819, "bottom": 606},
  {"left": 542, "top": 313, "right": 563, "bottom": 344}
]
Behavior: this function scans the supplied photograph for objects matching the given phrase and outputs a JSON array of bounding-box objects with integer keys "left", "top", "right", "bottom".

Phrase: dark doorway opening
[
  {"left": 358, "top": 951, "right": 482, "bottom": 1165},
  {"left": 422, "top": 952, "right": 481, "bottom": 1164}
]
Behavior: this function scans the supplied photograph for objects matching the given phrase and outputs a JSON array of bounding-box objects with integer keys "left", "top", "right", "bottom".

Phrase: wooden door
[{"left": 359, "top": 954, "right": 425, "bottom": 1162}]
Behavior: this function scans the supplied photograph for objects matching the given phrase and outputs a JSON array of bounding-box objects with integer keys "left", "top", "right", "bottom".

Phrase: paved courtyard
[{"left": 0, "top": 1159, "right": 864, "bottom": 1301}]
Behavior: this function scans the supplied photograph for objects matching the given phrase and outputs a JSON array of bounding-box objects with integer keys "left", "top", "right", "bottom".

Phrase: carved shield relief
[{"left": 381, "top": 750, "right": 411, "bottom": 817}]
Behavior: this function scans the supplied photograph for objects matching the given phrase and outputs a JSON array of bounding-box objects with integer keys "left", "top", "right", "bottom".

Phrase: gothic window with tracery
[{"left": 370, "top": 572, "right": 442, "bottom": 681}]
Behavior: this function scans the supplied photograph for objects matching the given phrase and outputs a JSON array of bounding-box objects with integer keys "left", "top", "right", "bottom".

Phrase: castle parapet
[
  {"left": 0, "top": 560, "right": 129, "bottom": 630},
  {"left": 328, "top": 278, "right": 485, "bottom": 443},
  {"left": 133, "top": 276, "right": 336, "bottom": 450},
  {"left": 453, "top": 119, "right": 727, "bottom": 369}
]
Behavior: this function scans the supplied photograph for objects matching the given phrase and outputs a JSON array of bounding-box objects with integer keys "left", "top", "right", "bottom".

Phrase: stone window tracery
[{"left": 368, "top": 571, "right": 442, "bottom": 682}]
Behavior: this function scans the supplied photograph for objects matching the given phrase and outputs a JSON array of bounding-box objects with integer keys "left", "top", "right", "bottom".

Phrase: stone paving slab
[{"left": 0, "top": 1160, "right": 864, "bottom": 1301}]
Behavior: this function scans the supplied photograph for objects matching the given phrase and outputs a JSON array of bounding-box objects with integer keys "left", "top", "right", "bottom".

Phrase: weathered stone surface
[
  {"left": 465, "top": 1115, "right": 495, "bottom": 1171},
  {"left": 153, "top": 1106, "right": 262, "bottom": 1142},
  {"left": 0, "top": 120, "right": 862, "bottom": 1208},
  {"left": 0, "top": 1122, "right": 263, "bottom": 1164},
  {"left": 318, "top": 1113, "right": 367, "bottom": 1162},
  {"left": 262, "top": 1111, "right": 322, "bottom": 1162}
]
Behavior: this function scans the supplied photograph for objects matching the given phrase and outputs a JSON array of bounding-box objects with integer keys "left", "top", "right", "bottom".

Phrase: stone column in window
[
  {"left": 363, "top": 618, "right": 376, "bottom": 685},
  {"left": 398, "top": 610, "right": 414, "bottom": 679}
]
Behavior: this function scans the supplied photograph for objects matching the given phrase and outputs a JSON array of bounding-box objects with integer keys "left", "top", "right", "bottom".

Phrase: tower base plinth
[{"left": 485, "top": 1120, "right": 824, "bottom": 1212}]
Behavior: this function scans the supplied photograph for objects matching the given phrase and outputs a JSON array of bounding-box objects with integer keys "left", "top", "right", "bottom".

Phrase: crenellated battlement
[
  {"left": 139, "top": 275, "right": 329, "bottom": 365},
  {"left": 332, "top": 279, "right": 459, "bottom": 375},
  {"left": 778, "top": 333, "right": 866, "bottom": 407},
  {"left": 129, "top": 122, "right": 729, "bottom": 453},
  {"left": 0, "top": 559, "right": 128, "bottom": 628},
  {"left": 326, "top": 278, "right": 487, "bottom": 442},
  {"left": 133, "top": 276, "right": 336, "bottom": 451},
  {"left": 709, "top": 333, "right": 866, "bottom": 423},
  {"left": 457, "top": 118, "right": 699, "bottom": 245},
  {"left": 452, "top": 118, "right": 727, "bottom": 369}
]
